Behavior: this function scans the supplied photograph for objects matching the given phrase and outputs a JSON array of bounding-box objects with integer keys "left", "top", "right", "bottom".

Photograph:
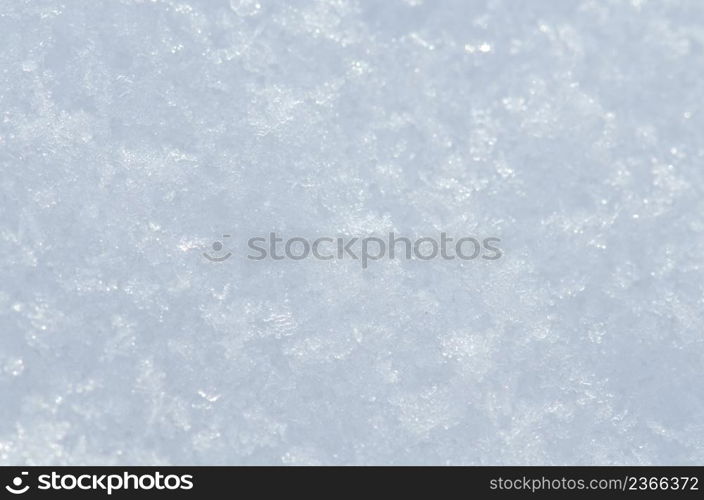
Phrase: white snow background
[{"left": 1, "top": 0, "right": 703, "bottom": 465}]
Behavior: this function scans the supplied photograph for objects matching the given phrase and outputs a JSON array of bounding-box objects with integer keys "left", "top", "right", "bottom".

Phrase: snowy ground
[{"left": 1, "top": 0, "right": 703, "bottom": 465}]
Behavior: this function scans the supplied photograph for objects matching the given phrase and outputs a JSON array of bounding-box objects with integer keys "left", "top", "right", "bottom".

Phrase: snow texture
[{"left": 1, "top": 0, "right": 704, "bottom": 465}]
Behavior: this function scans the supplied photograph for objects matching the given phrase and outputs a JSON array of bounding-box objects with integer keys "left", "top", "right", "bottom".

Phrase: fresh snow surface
[{"left": 1, "top": 0, "right": 703, "bottom": 465}]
